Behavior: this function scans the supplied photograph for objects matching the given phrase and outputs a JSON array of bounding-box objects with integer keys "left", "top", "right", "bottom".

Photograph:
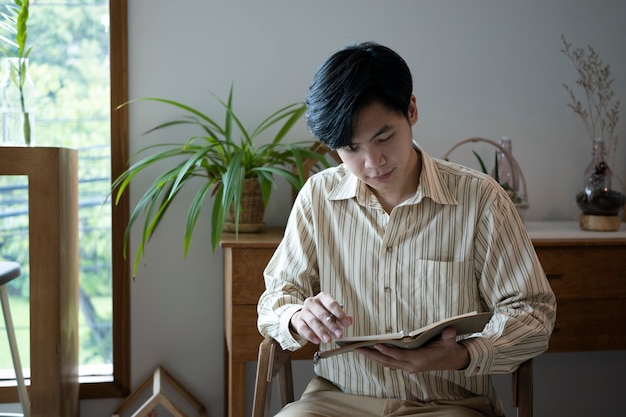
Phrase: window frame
[
  {"left": 80, "top": 0, "right": 130, "bottom": 399},
  {"left": 0, "top": 0, "right": 130, "bottom": 401}
]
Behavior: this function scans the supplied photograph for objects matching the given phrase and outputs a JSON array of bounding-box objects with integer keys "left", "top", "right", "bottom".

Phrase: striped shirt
[{"left": 257, "top": 147, "right": 556, "bottom": 416}]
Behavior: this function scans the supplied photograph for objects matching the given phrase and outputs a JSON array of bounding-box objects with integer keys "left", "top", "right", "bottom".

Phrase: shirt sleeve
[
  {"left": 461, "top": 180, "right": 557, "bottom": 375},
  {"left": 257, "top": 183, "right": 320, "bottom": 351}
]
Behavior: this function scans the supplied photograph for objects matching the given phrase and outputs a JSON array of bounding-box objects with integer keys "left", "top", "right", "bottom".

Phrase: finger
[
  {"left": 305, "top": 295, "right": 341, "bottom": 328},
  {"left": 290, "top": 311, "right": 321, "bottom": 344},
  {"left": 326, "top": 302, "right": 353, "bottom": 327},
  {"left": 293, "top": 308, "right": 333, "bottom": 344},
  {"left": 303, "top": 294, "right": 352, "bottom": 340},
  {"left": 303, "top": 295, "right": 334, "bottom": 322},
  {"left": 356, "top": 346, "right": 415, "bottom": 372},
  {"left": 440, "top": 327, "right": 458, "bottom": 341},
  {"left": 300, "top": 301, "right": 336, "bottom": 342},
  {"left": 321, "top": 303, "right": 351, "bottom": 339}
]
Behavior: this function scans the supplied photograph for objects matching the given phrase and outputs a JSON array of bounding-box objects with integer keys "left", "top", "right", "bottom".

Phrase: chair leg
[
  {"left": 512, "top": 359, "right": 533, "bottom": 417},
  {"left": 275, "top": 348, "right": 294, "bottom": 408},
  {"left": 1, "top": 285, "right": 31, "bottom": 417}
]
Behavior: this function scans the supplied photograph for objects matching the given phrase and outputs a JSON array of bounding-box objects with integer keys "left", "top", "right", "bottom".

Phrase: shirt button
[
  {"left": 384, "top": 286, "right": 391, "bottom": 292},
  {"left": 386, "top": 246, "right": 392, "bottom": 252},
  {"left": 386, "top": 327, "right": 393, "bottom": 333}
]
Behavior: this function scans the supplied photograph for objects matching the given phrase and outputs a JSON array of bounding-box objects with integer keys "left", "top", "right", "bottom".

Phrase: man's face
[{"left": 336, "top": 97, "right": 419, "bottom": 202}]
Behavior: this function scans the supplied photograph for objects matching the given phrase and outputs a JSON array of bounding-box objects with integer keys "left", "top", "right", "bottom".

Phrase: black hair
[{"left": 305, "top": 42, "right": 413, "bottom": 150}]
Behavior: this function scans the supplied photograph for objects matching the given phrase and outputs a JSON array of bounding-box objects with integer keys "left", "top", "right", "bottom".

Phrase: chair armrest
[{"left": 252, "top": 337, "right": 295, "bottom": 417}]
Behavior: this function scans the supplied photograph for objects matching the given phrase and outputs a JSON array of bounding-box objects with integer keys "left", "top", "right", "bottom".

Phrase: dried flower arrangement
[{"left": 561, "top": 34, "right": 620, "bottom": 170}]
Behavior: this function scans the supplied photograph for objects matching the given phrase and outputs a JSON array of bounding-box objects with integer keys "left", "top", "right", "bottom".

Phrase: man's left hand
[{"left": 354, "top": 327, "right": 470, "bottom": 373}]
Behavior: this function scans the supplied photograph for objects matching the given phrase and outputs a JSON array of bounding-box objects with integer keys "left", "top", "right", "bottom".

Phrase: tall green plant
[
  {"left": 112, "top": 85, "right": 329, "bottom": 277},
  {"left": 0, "top": 0, "right": 33, "bottom": 144}
]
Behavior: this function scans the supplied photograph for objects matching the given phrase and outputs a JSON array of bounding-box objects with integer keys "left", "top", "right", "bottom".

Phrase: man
[{"left": 257, "top": 41, "right": 556, "bottom": 417}]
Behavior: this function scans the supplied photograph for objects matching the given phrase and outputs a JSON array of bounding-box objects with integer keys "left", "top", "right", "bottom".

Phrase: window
[{"left": 0, "top": 0, "right": 129, "bottom": 400}]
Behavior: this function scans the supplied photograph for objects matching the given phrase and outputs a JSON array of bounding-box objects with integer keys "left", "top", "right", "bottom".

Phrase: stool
[{"left": 0, "top": 262, "right": 31, "bottom": 417}]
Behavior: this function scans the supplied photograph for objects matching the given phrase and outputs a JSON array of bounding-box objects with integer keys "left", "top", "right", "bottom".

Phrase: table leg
[{"left": 227, "top": 359, "right": 247, "bottom": 417}]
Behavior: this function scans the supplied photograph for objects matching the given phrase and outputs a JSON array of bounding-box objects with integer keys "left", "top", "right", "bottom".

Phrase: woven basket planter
[{"left": 224, "top": 178, "right": 266, "bottom": 232}]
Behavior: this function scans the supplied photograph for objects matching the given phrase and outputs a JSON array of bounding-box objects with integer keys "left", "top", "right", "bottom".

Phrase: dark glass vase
[{"left": 576, "top": 138, "right": 625, "bottom": 218}]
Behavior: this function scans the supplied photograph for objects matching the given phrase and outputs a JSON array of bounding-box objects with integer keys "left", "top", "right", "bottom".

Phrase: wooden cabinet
[
  {"left": 221, "top": 222, "right": 626, "bottom": 417},
  {"left": 222, "top": 228, "right": 316, "bottom": 417},
  {"left": 528, "top": 223, "right": 626, "bottom": 352}
]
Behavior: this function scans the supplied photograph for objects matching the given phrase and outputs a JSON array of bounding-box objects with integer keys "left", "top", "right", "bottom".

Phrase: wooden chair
[
  {"left": 252, "top": 336, "right": 533, "bottom": 417},
  {"left": 0, "top": 261, "right": 31, "bottom": 417}
]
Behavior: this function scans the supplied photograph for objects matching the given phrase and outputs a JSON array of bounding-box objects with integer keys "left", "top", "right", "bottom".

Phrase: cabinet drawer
[
  {"left": 230, "top": 247, "right": 275, "bottom": 304},
  {"left": 535, "top": 246, "right": 626, "bottom": 298},
  {"left": 547, "top": 297, "right": 626, "bottom": 352}
]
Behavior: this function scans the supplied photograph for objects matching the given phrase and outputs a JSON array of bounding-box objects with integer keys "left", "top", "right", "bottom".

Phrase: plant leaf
[
  {"left": 472, "top": 150, "right": 488, "bottom": 174},
  {"left": 16, "top": 0, "right": 27, "bottom": 58},
  {"left": 111, "top": 84, "right": 320, "bottom": 266}
]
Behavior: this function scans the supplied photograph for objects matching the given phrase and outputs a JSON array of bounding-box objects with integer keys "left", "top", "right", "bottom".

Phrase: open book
[{"left": 314, "top": 311, "right": 492, "bottom": 363}]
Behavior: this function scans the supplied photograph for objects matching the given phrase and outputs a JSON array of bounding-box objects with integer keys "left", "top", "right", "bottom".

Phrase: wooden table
[
  {"left": 0, "top": 147, "right": 79, "bottom": 417},
  {"left": 221, "top": 221, "right": 626, "bottom": 417}
]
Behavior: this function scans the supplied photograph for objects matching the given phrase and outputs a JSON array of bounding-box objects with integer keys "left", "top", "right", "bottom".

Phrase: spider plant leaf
[
  {"left": 472, "top": 150, "right": 488, "bottom": 174},
  {"left": 270, "top": 105, "right": 307, "bottom": 144},
  {"left": 184, "top": 181, "right": 213, "bottom": 256},
  {"left": 210, "top": 184, "right": 226, "bottom": 250},
  {"left": 123, "top": 166, "right": 182, "bottom": 272},
  {"left": 224, "top": 85, "right": 234, "bottom": 144},
  {"left": 119, "top": 97, "right": 227, "bottom": 136},
  {"left": 221, "top": 151, "right": 245, "bottom": 216},
  {"left": 207, "top": 84, "right": 239, "bottom": 147},
  {"left": 493, "top": 151, "right": 499, "bottom": 183},
  {"left": 255, "top": 166, "right": 303, "bottom": 190},
  {"left": 112, "top": 147, "right": 193, "bottom": 203},
  {"left": 168, "top": 146, "right": 211, "bottom": 199},
  {"left": 225, "top": 104, "right": 252, "bottom": 146},
  {"left": 250, "top": 102, "right": 304, "bottom": 140}
]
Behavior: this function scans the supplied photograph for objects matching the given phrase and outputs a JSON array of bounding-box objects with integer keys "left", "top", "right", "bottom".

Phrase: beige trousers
[{"left": 275, "top": 377, "right": 495, "bottom": 417}]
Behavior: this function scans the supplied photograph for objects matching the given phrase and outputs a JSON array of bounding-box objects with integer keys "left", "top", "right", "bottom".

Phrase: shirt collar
[
  {"left": 327, "top": 145, "right": 458, "bottom": 206},
  {"left": 418, "top": 148, "right": 458, "bottom": 206}
]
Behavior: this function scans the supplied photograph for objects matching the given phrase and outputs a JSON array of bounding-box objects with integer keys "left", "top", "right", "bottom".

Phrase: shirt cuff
[
  {"left": 277, "top": 304, "right": 309, "bottom": 350},
  {"left": 459, "top": 336, "right": 494, "bottom": 376}
]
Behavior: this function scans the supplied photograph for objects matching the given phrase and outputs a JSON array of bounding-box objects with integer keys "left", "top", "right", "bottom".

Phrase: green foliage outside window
[{"left": 0, "top": 0, "right": 113, "bottom": 372}]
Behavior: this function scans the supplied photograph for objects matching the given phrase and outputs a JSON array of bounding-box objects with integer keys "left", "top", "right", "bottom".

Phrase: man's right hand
[{"left": 290, "top": 292, "right": 353, "bottom": 344}]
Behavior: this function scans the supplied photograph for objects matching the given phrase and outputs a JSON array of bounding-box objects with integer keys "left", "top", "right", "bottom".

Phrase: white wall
[{"left": 80, "top": 1, "right": 626, "bottom": 416}]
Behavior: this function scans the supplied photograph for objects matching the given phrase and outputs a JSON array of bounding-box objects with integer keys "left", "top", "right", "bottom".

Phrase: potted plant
[
  {"left": 112, "top": 85, "right": 329, "bottom": 276},
  {"left": 442, "top": 136, "right": 529, "bottom": 214},
  {"left": 561, "top": 35, "right": 624, "bottom": 230}
]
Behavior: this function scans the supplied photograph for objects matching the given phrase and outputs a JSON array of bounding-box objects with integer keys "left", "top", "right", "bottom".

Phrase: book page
[
  {"left": 334, "top": 311, "right": 490, "bottom": 346},
  {"left": 338, "top": 330, "right": 405, "bottom": 343},
  {"left": 407, "top": 311, "right": 480, "bottom": 337}
]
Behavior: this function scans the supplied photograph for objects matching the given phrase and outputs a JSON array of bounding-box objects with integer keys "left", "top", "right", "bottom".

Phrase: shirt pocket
[{"left": 404, "top": 259, "right": 479, "bottom": 327}]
